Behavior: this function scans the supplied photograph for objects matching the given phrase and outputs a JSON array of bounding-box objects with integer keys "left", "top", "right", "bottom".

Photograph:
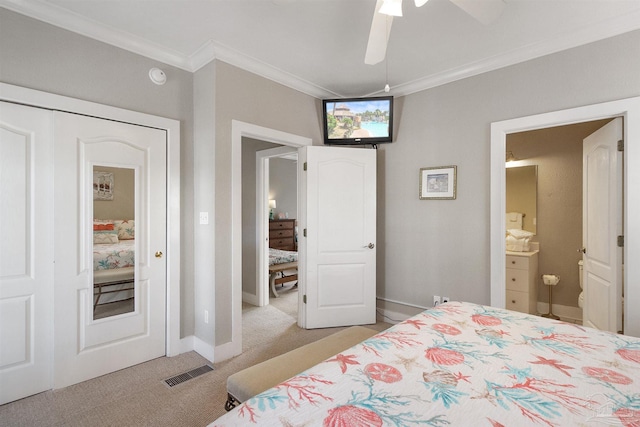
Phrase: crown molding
[
  {"left": 380, "top": 8, "right": 640, "bottom": 97},
  {"left": 3, "top": 0, "right": 640, "bottom": 99},
  {"left": 188, "top": 39, "right": 339, "bottom": 99}
]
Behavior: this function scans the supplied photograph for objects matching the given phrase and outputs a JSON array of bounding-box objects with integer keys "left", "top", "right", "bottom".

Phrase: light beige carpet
[{"left": 0, "top": 290, "right": 391, "bottom": 426}]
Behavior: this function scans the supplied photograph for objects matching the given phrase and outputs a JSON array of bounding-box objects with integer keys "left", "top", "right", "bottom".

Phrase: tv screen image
[{"left": 323, "top": 96, "right": 393, "bottom": 145}]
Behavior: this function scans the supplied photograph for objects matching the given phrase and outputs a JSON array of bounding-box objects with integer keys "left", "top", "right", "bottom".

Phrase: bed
[
  {"left": 93, "top": 220, "right": 135, "bottom": 307},
  {"left": 212, "top": 301, "right": 640, "bottom": 426},
  {"left": 268, "top": 248, "right": 298, "bottom": 298}
]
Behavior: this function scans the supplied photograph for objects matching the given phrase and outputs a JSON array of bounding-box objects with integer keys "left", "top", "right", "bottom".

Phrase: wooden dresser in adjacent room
[{"left": 269, "top": 219, "right": 296, "bottom": 251}]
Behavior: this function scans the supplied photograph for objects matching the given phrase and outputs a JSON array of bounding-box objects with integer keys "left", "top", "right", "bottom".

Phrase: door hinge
[
  {"left": 618, "top": 139, "right": 624, "bottom": 152},
  {"left": 303, "top": 228, "right": 307, "bottom": 237},
  {"left": 303, "top": 294, "right": 307, "bottom": 304},
  {"left": 617, "top": 235, "right": 624, "bottom": 247},
  {"left": 303, "top": 162, "right": 307, "bottom": 171}
]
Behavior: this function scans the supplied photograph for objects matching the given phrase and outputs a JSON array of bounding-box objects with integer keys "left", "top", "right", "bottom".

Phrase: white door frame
[
  {"left": 490, "top": 96, "right": 640, "bottom": 338},
  {"left": 254, "top": 146, "right": 298, "bottom": 307},
  {"left": 0, "top": 82, "right": 181, "bottom": 357},
  {"left": 226, "top": 120, "right": 311, "bottom": 359}
]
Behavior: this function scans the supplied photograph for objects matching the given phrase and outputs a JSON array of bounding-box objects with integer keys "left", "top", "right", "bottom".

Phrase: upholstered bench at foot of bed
[{"left": 225, "top": 325, "right": 378, "bottom": 411}]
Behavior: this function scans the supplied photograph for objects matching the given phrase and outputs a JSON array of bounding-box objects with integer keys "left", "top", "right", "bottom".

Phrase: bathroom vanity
[{"left": 505, "top": 249, "right": 539, "bottom": 314}]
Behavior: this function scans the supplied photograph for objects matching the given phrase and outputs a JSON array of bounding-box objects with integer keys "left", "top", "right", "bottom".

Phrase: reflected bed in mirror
[
  {"left": 93, "top": 166, "right": 136, "bottom": 319},
  {"left": 506, "top": 165, "right": 537, "bottom": 235}
]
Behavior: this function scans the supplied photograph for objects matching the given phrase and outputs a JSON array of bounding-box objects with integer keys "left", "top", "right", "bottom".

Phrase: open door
[
  {"left": 298, "top": 146, "right": 377, "bottom": 329},
  {"left": 582, "top": 117, "right": 623, "bottom": 333}
]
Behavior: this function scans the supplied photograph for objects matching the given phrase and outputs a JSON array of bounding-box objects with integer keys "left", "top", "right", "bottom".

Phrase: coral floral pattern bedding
[
  {"left": 213, "top": 301, "right": 640, "bottom": 427},
  {"left": 93, "top": 240, "right": 135, "bottom": 270},
  {"left": 268, "top": 248, "right": 298, "bottom": 266}
]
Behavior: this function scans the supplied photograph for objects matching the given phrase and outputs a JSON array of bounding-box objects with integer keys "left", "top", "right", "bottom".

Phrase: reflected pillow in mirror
[
  {"left": 94, "top": 230, "right": 119, "bottom": 244},
  {"left": 114, "top": 220, "right": 134, "bottom": 240}
]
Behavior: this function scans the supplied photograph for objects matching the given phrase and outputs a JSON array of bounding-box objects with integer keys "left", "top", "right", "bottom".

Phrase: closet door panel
[{"left": 0, "top": 101, "right": 54, "bottom": 404}]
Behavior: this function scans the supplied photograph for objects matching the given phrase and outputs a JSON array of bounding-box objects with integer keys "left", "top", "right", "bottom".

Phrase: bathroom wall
[{"left": 506, "top": 119, "right": 612, "bottom": 308}]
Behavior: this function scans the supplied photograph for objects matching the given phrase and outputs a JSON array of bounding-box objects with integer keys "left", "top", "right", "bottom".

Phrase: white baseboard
[
  {"left": 179, "top": 335, "right": 215, "bottom": 363},
  {"left": 376, "top": 297, "right": 583, "bottom": 324},
  {"left": 376, "top": 297, "right": 425, "bottom": 324},
  {"left": 214, "top": 339, "right": 240, "bottom": 363},
  {"left": 537, "top": 302, "right": 583, "bottom": 322},
  {"left": 243, "top": 291, "right": 259, "bottom": 306}
]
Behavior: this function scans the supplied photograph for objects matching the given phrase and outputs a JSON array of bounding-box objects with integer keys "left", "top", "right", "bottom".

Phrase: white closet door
[
  {"left": 0, "top": 102, "right": 54, "bottom": 404},
  {"left": 53, "top": 112, "right": 167, "bottom": 388}
]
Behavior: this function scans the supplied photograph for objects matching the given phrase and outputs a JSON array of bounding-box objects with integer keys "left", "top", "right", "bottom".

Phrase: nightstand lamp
[{"left": 269, "top": 199, "right": 276, "bottom": 220}]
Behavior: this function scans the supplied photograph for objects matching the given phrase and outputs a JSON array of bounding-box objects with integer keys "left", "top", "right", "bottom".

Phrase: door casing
[
  {"left": 490, "top": 96, "right": 640, "bottom": 338},
  {"left": 222, "top": 120, "right": 311, "bottom": 361}
]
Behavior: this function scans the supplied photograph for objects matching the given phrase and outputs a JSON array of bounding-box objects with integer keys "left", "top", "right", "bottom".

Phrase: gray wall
[
  {"left": 4, "top": 6, "right": 640, "bottom": 348},
  {"left": 377, "top": 30, "right": 640, "bottom": 313},
  {"left": 213, "top": 61, "right": 322, "bottom": 345},
  {"left": 0, "top": 9, "right": 196, "bottom": 337}
]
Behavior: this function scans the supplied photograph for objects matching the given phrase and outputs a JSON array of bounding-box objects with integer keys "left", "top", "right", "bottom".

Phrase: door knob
[
  {"left": 365, "top": 243, "right": 375, "bottom": 249},
  {"left": 155, "top": 251, "right": 163, "bottom": 258},
  {"left": 577, "top": 247, "right": 586, "bottom": 254}
]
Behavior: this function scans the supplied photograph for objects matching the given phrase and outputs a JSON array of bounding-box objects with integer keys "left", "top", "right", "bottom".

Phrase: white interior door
[
  {"left": 582, "top": 117, "right": 623, "bottom": 333},
  {"left": 53, "top": 111, "right": 167, "bottom": 388},
  {"left": 0, "top": 102, "right": 54, "bottom": 404},
  {"left": 299, "top": 146, "right": 376, "bottom": 329}
]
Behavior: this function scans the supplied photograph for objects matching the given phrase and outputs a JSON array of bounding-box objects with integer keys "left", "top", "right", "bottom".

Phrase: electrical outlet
[
  {"left": 433, "top": 295, "right": 441, "bottom": 306},
  {"left": 204, "top": 309, "right": 209, "bottom": 324},
  {"left": 442, "top": 296, "right": 450, "bottom": 304},
  {"left": 199, "top": 212, "right": 209, "bottom": 225}
]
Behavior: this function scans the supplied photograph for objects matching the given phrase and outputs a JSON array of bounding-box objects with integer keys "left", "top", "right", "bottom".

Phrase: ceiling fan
[{"left": 365, "top": 0, "right": 506, "bottom": 65}]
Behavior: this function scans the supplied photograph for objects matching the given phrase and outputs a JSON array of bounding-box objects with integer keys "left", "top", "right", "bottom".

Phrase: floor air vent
[{"left": 164, "top": 364, "right": 214, "bottom": 387}]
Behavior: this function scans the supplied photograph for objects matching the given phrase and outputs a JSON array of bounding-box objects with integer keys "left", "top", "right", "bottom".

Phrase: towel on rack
[{"left": 506, "top": 212, "right": 523, "bottom": 230}]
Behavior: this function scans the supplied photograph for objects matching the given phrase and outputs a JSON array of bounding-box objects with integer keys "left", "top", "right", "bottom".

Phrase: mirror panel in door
[{"left": 93, "top": 166, "right": 135, "bottom": 319}]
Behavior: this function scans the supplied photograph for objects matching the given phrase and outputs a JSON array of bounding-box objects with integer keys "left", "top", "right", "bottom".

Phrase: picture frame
[
  {"left": 419, "top": 165, "right": 457, "bottom": 200},
  {"left": 93, "top": 171, "right": 114, "bottom": 201}
]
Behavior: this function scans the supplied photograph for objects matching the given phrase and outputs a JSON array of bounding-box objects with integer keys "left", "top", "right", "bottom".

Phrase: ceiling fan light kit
[
  {"left": 366, "top": 0, "right": 505, "bottom": 66},
  {"left": 379, "top": 0, "right": 403, "bottom": 17}
]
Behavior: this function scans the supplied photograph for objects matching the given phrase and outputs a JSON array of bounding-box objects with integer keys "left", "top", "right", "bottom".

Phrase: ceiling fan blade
[
  {"left": 448, "top": 0, "right": 505, "bottom": 25},
  {"left": 365, "top": 0, "right": 394, "bottom": 65}
]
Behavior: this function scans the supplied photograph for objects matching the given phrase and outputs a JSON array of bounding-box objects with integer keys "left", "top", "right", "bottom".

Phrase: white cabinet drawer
[
  {"left": 506, "top": 290, "right": 530, "bottom": 314},
  {"left": 506, "top": 268, "right": 529, "bottom": 292},
  {"left": 506, "top": 255, "right": 529, "bottom": 270}
]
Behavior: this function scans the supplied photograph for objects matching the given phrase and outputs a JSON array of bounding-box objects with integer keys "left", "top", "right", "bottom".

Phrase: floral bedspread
[
  {"left": 213, "top": 301, "right": 640, "bottom": 427},
  {"left": 268, "top": 248, "right": 297, "bottom": 266},
  {"left": 93, "top": 240, "right": 135, "bottom": 270}
]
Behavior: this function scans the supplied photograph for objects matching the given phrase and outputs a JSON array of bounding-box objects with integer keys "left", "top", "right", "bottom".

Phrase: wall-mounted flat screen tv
[{"left": 322, "top": 96, "right": 393, "bottom": 145}]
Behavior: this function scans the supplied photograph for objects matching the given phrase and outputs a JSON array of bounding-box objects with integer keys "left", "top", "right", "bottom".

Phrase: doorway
[
  {"left": 256, "top": 146, "right": 299, "bottom": 307},
  {"left": 490, "top": 96, "right": 640, "bottom": 338},
  {"left": 504, "top": 119, "right": 617, "bottom": 324},
  {"left": 227, "top": 120, "right": 311, "bottom": 359}
]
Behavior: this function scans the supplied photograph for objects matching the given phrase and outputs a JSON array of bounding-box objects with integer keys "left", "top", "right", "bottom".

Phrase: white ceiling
[{"left": 3, "top": 0, "right": 640, "bottom": 98}]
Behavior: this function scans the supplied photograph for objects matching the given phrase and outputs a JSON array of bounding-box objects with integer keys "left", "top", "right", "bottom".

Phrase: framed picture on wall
[
  {"left": 93, "top": 171, "right": 114, "bottom": 201},
  {"left": 419, "top": 165, "right": 457, "bottom": 200}
]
